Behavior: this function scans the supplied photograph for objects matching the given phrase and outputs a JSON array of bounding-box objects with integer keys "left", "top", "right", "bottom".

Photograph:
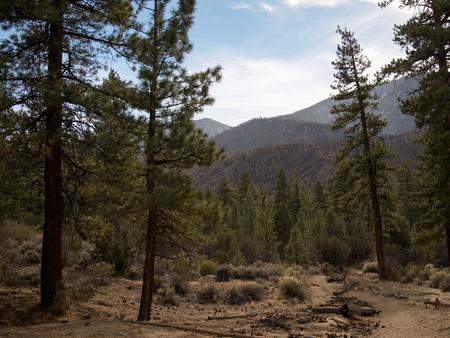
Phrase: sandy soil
[{"left": 1, "top": 269, "right": 450, "bottom": 337}]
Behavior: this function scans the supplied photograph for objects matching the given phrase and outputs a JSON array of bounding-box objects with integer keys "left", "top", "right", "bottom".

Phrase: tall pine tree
[
  {"left": 330, "top": 27, "right": 390, "bottom": 278},
  {"left": 0, "top": 0, "right": 134, "bottom": 306},
  {"left": 122, "top": 0, "right": 222, "bottom": 321},
  {"left": 381, "top": 0, "right": 450, "bottom": 265}
]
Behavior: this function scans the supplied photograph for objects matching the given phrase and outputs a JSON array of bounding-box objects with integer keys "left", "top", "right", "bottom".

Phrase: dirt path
[{"left": 347, "top": 272, "right": 450, "bottom": 338}]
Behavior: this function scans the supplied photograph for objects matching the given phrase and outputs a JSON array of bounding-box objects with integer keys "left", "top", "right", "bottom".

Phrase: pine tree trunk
[
  {"left": 446, "top": 225, "right": 450, "bottom": 268},
  {"left": 41, "top": 0, "right": 65, "bottom": 307},
  {"left": 368, "top": 173, "right": 386, "bottom": 278},
  {"left": 138, "top": 206, "right": 157, "bottom": 321}
]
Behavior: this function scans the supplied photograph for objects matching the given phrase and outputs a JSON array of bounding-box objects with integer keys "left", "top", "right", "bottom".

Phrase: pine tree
[
  {"left": 285, "top": 225, "right": 308, "bottom": 265},
  {"left": 0, "top": 0, "right": 134, "bottom": 306},
  {"left": 217, "top": 176, "right": 234, "bottom": 207},
  {"left": 121, "top": 0, "right": 222, "bottom": 321},
  {"left": 330, "top": 27, "right": 390, "bottom": 278},
  {"left": 274, "top": 168, "right": 293, "bottom": 258},
  {"left": 254, "top": 188, "right": 279, "bottom": 262},
  {"left": 381, "top": 0, "right": 450, "bottom": 265}
]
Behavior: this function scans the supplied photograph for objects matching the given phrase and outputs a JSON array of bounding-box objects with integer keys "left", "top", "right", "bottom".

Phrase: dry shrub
[
  {"left": 224, "top": 283, "right": 265, "bottom": 305},
  {"left": 416, "top": 270, "right": 429, "bottom": 282},
  {"left": 216, "top": 264, "right": 230, "bottom": 282},
  {"left": 19, "top": 237, "right": 41, "bottom": 264},
  {"left": 126, "top": 266, "right": 141, "bottom": 280},
  {"left": 158, "top": 285, "right": 178, "bottom": 306},
  {"left": 362, "top": 261, "right": 378, "bottom": 273},
  {"left": 278, "top": 277, "right": 306, "bottom": 301},
  {"left": 94, "top": 262, "right": 114, "bottom": 285},
  {"left": 196, "top": 283, "right": 218, "bottom": 303},
  {"left": 430, "top": 271, "right": 450, "bottom": 292},
  {"left": 321, "top": 262, "right": 337, "bottom": 276},
  {"left": 173, "top": 279, "right": 189, "bottom": 296},
  {"left": 229, "top": 263, "right": 283, "bottom": 281},
  {"left": 438, "top": 274, "right": 450, "bottom": 292},
  {"left": 430, "top": 272, "right": 446, "bottom": 288}
]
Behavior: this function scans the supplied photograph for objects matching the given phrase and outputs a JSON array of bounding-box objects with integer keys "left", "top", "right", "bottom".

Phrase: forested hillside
[
  {"left": 213, "top": 118, "right": 342, "bottom": 155},
  {"left": 192, "top": 131, "right": 420, "bottom": 189}
]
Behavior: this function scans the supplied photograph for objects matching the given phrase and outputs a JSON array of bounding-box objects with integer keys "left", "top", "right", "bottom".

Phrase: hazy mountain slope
[
  {"left": 192, "top": 132, "right": 420, "bottom": 190},
  {"left": 193, "top": 118, "right": 231, "bottom": 137},
  {"left": 284, "top": 78, "right": 418, "bottom": 135},
  {"left": 213, "top": 118, "right": 342, "bottom": 155}
]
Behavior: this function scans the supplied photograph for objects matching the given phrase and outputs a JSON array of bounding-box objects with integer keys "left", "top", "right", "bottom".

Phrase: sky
[{"left": 178, "top": 0, "right": 412, "bottom": 126}]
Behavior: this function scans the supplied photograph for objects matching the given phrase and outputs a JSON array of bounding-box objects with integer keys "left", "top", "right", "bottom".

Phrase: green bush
[
  {"left": 321, "top": 236, "right": 350, "bottom": 269},
  {"left": 196, "top": 284, "right": 218, "bottom": 303},
  {"left": 199, "top": 259, "right": 217, "bottom": 277},
  {"left": 95, "top": 262, "right": 114, "bottom": 285},
  {"left": 278, "top": 277, "right": 306, "bottom": 300}
]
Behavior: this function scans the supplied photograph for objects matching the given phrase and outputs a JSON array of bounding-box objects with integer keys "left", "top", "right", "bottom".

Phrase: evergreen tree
[
  {"left": 254, "top": 188, "right": 279, "bottom": 262},
  {"left": 285, "top": 224, "right": 309, "bottom": 265},
  {"left": 274, "top": 168, "right": 293, "bottom": 258},
  {"left": 0, "top": 0, "right": 134, "bottom": 306},
  {"left": 381, "top": 0, "right": 450, "bottom": 265},
  {"left": 274, "top": 202, "right": 293, "bottom": 259},
  {"left": 217, "top": 176, "right": 234, "bottom": 207},
  {"left": 396, "top": 164, "right": 419, "bottom": 230},
  {"left": 330, "top": 27, "right": 390, "bottom": 277},
  {"left": 121, "top": 0, "right": 222, "bottom": 320},
  {"left": 289, "top": 174, "right": 302, "bottom": 221}
]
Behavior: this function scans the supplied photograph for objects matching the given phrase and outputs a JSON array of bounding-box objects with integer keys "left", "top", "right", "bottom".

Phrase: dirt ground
[{"left": 1, "top": 268, "right": 450, "bottom": 337}]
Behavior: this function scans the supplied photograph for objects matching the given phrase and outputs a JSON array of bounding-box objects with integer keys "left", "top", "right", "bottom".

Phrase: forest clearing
[{"left": 1, "top": 261, "right": 450, "bottom": 337}]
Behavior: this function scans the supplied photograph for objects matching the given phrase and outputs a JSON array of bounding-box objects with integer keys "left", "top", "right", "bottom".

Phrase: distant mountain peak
[
  {"left": 193, "top": 118, "right": 231, "bottom": 137},
  {"left": 284, "top": 77, "right": 418, "bottom": 135}
]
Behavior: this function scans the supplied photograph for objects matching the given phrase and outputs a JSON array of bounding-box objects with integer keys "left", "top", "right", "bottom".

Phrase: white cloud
[
  {"left": 283, "top": 0, "right": 348, "bottom": 7},
  {"left": 188, "top": 49, "right": 336, "bottom": 125},
  {"left": 231, "top": 2, "right": 254, "bottom": 10},
  {"left": 260, "top": 2, "right": 277, "bottom": 13}
]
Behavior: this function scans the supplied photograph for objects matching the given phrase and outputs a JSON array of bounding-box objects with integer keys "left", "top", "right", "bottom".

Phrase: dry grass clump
[
  {"left": 278, "top": 277, "right": 306, "bottom": 301},
  {"left": 229, "top": 262, "right": 283, "bottom": 281},
  {"left": 223, "top": 283, "right": 265, "bottom": 305},
  {"left": 158, "top": 285, "right": 178, "bottom": 306},
  {"left": 430, "top": 271, "right": 450, "bottom": 292},
  {"left": 362, "top": 261, "right": 378, "bottom": 273},
  {"left": 430, "top": 271, "right": 446, "bottom": 288},
  {"left": 196, "top": 283, "right": 218, "bottom": 303}
]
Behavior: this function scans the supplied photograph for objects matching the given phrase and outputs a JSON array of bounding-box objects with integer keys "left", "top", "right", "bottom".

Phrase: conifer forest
[{"left": 0, "top": 0, "right": 449, "bottom": 337}]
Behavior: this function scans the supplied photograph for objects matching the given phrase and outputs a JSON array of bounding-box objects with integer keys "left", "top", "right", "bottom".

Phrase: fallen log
[
  {"left": 326, "top": 275, "right": 345, "bottom": 283},
  {"left": 312, "top": 304, "right": 378, "bottom": 317},
  {"left": 207, "top": 313, "right": 259, "bottom": 321},
  {"left": 123, "top": 320, "right": 253, "bottom": 338}
]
